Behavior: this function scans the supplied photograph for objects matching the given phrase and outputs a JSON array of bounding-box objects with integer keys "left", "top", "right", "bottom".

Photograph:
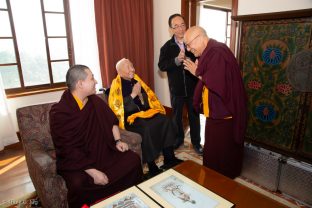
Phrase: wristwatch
[{"left": 115, "top": 139, "right": 122, "bottom": 144}]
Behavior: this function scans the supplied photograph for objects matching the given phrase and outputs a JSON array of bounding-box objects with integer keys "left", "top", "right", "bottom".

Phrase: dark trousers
[{"left": 171, "top": 95, "right": 201, "bottom": 145}]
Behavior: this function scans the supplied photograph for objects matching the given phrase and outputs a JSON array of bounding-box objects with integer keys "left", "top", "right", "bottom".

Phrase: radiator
[
  {"left": 241, "top": 143, "right": 281, "bottom": 191},
  {"left": 278, "top": 158, "right": 312, "bottom": 206}
]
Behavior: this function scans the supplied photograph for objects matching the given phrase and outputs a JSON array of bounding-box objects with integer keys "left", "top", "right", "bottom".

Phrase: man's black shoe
[
  {"left": 174, "top": 140, "right": 184, "bottom": 149},
  {"left": 160, "top": 158, "right": 184, "bottom": 170},
  {"left": 193, "top": 144, "right": 203, "bottom": 155},
  {"left": 144, "top": 167, "right": 163, "bottom": 179}
]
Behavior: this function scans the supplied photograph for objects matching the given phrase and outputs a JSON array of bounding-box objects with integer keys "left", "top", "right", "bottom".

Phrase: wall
[
  {"left": 7, "top": 0, "right": 101, "bottom": 131},
  {"left": 238, "top": 0, "right": 312, "bottom": 15},
  {"left": 153, "top": 0, "right": 181, "bottom": 107}
]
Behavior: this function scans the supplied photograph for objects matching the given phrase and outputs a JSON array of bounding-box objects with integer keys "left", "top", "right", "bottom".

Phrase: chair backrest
[{"left": 17, "top": 102, "right": 56, "bottom": 152}]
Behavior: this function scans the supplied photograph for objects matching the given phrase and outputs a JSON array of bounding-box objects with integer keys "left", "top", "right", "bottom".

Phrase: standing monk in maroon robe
[
  {"left": 183, "top": 26, "right": 247, "bottom": 179},
  {"left": 50, "top": 65, "right": 142, "bottom": 208}
]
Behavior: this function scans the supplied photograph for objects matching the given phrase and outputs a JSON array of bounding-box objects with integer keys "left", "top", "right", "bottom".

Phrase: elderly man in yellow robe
[{"left": 108, "top": 58, "right": 182, "bottom": 176}]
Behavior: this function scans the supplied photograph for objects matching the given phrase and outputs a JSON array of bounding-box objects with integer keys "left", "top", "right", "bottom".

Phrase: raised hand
[
  {"left": 183, "top": 58, "right": 198, "bottom": 76},
  {"left": 131, "top": 82, "right": 141, "bottom": 98},
  {"left": 177, "top": 49, "right": 186, "bottom": 63}
]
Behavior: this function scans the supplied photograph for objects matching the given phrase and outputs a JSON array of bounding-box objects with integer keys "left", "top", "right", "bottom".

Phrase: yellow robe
[{"left": 108, "top": 74, "right": 165, "bottom": 129}]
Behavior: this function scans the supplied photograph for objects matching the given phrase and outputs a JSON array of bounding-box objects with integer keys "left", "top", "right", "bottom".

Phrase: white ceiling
[{"left": 199, "top": 0, "right": 232, "bottom": 10}]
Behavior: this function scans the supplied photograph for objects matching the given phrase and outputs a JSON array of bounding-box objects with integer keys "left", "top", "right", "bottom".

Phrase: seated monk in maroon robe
[
  {"left": 183, "top": 26, "right": 247, "bottom": 179},
  {"left": 50, "top": 65, "right": 142, "bottom": 208}
]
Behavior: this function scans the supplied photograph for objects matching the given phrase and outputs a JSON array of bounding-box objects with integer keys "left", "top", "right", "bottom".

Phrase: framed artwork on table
[
  {"left": 90, "top": 186, "right": 161, "bottom": 208},
  {"left": 138, "top": 169, "right": 234, "bottom": 208}
]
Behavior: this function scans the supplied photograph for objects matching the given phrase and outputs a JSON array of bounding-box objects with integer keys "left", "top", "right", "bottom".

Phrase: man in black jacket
[{"left": 158, "top": 14, "right": 203, "bottom": 155}]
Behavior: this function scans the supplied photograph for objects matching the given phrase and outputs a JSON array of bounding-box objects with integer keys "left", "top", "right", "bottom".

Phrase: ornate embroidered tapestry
[{"left": 239, "top": 17, "right": 312, "bottom": 160}]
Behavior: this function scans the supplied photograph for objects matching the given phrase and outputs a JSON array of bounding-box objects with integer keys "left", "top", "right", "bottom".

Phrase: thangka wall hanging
[{"left": 233, "top": 9, "right": 312, "bottom": 161}]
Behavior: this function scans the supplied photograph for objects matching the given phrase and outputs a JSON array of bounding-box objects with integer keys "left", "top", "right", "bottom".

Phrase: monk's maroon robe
[
  {"left": 50, "top": 90, "right": 142, "bottom": 207},
  {"left": 193, "top": 39, "right": 247, "bottom": 179}
]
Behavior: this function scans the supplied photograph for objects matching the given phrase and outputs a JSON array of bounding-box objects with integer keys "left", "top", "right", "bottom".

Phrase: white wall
[
  {"left": 238, "top": 0, "right": 312, "bottom": 15},
  {"left": 153, "top": 0, "right": 181, "bottom": 107},
  {"left": 7, "top": 0, "right": 101, "bottom": 131}
]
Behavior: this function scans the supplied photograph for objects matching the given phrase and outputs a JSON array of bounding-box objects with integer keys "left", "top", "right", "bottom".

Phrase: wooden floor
[{"left": 0, "top": 143, "right": 35, "bottom": 207}]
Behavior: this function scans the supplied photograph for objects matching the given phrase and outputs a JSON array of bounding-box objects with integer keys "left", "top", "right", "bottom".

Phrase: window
[
  {"left": 226, "top": 11, "right": 232, "bottom": 48},
  {"left": 199, "top": 6, "right": 231, "bottom": 47},
  {"left": 0, "top": 0, "right": 74, "bottom": 97}
]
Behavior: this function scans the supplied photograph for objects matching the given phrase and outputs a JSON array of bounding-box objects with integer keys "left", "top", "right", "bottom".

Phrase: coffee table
[{"left": 174, "top": 160, "right": 289, "bottom": 208}]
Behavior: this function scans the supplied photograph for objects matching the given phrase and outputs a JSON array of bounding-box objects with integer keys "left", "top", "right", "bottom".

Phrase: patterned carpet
[{"left": 146, "top": 140, "right": 203, "bottom": 173}]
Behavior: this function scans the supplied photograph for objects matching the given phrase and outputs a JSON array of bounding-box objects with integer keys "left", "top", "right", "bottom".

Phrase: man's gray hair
[
  {"left": 66, "top": 65, "right": 89, "bottom": 91},
  {"left": 115, "top": 58, "right": 127, "bottom": 72}
]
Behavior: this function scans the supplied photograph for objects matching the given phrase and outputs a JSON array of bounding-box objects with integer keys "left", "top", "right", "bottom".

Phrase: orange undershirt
[
  {"left": 73, "top": 95, "right": 84, "bottom": 110},
  {"left": 202, "top": 86, "right": 232, "bottom": 119}
]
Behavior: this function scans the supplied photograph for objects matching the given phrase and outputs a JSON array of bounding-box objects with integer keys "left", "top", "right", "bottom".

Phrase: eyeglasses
[
  {"left": 171, "top": 24, "right": 186, "bottom": 30},
  {"left": 185, "top": 34, "right": 200, "bottom": 49}
]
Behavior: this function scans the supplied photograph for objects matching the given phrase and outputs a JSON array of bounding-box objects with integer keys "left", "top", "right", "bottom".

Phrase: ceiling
[{"left": 198, "top": 0, "right": 232, "bottom": 10}]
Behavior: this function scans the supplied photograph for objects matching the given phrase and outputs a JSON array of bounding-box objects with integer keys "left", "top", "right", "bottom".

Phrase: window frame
[
  {"left": 0, "top": 0, "right": 74, "bottom": 98},
  {"left": 181, "top": 0, "right": 238, "bottom": 53},
  {"left": 203, "top": 5, "right": 232, "bottom": 46}
]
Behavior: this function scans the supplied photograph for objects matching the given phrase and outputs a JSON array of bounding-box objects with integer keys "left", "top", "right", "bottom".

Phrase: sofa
[{"left": 16, "top": 93, "right": 142, "bottom": 208}]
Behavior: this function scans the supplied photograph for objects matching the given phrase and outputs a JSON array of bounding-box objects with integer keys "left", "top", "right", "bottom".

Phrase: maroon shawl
[
  {"left": 194, "top": 39, "right": 247, "bottom": 144},
  {"left": 50, "top": 90, "right": 119, "bottom": 171}
]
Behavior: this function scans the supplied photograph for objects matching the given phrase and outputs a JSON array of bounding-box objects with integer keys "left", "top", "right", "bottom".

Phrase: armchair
[{"left": 16, "top": 94, "right": 142, "bottom": 208}]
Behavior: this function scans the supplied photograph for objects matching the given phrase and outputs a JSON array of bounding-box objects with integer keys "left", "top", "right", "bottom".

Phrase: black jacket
[{"left": 158, "top": 36, "right": 198, "bottom": 97}]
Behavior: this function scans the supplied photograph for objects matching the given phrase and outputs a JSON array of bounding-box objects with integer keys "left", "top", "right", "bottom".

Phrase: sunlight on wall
[{"left": 0, "top": 75, "right": 8, "bottom": 116}]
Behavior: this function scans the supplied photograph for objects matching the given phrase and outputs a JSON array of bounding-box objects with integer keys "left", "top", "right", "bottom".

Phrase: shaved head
[
  {"left": 184, "top": 26, "right": 207, "bottom": 41},
  {"left": 116, "top": 58, "right": 128, "bottom": 72},
  {"left": 115, "top": 58, "right": 135, "bottom": 80},
  {"left": 184, "top": 26, "right": 209, "bottom": 57}
]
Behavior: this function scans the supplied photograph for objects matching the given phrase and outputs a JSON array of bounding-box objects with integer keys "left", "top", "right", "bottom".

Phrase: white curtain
[
  {"left": 69, "top": 0, "right": 102, "bottom": 91},
  {"left": 0, "top": 75, "right": 19, "bottom": 151}
]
